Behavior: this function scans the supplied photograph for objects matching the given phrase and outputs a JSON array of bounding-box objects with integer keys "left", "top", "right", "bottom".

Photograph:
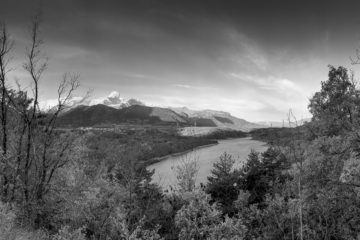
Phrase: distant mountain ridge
[
  {"left": 170, "top": 107, "right": 265, "bottom": 131},
  {"left": 57, "top": 105, "right": 186, "bottom": 127},
  {"left": 54, "top": 92, "right": 266, "bottom": 131},
  {"left": 57, "top": 104, "right": 265, "bottom": 131}
]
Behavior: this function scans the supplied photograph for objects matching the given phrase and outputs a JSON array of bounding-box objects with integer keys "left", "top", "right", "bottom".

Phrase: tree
[
  {"left": 16, "top": 16, "right": 81, "bottom": 229},
  {"left": 239, "top": 148, "right": 291, "bottom": 207},
  {"left": 206, "top": 152, "right": 240, "bottom": 216},
  {"left": 172, "top": 154, "right": 199, "bottom": 192},
  {"left": 296, "top": 136, "right": 360, "bottom": 240},
  {"left": 0, "top": 14, "right": 85, "bottom": 231},
  {"left": 0, "top": 23, "right": 13, "bottom": 155},
  {"left": 0, "top": 23, "right": 14, "bottom": 200},
  {"left": 114, "top": 146, "right": 164, "bottom": 233},
  {"left": 308, "top": 65, "right": 360, "bottom": 136}
]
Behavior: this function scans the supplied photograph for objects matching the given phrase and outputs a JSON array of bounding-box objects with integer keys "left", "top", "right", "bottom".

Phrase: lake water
[{"left": 147, "top": 137, "right": 267, "bottom": 190}]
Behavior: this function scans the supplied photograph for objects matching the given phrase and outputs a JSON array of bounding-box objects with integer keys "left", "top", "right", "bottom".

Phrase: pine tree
[{"left": 206, "top": 152, "right": 240, "bottom": 216}]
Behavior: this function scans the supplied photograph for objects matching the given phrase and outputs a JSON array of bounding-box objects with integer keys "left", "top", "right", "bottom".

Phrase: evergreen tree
[
  {"left": 206, "top": 152, "right": 240, "bottom": 216},
  {"left": 239, "top": 148, "right": 291, "bottom": 206}
]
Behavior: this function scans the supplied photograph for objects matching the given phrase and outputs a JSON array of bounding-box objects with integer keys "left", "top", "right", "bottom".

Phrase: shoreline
[
  {"left": 146, "top": 136, "right": 256, "bottom": 166},
  {"left": 145, "top": 142, "right": 219, "bottom": 166}
]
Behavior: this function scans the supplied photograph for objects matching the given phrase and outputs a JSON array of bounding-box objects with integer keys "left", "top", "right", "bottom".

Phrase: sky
[{"left": 2, "top": 0, "right": 360, "bottom": 121}]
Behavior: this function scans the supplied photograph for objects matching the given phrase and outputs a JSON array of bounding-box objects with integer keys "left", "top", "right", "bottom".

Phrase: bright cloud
[{"left": 174, "top": 84, "right": 192, "bottom": 89}]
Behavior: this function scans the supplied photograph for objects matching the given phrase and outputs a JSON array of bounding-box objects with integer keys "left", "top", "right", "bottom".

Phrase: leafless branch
[
  {"left": 23, "top": 13, "right": 47, "bottom": 120},
  {"left": 0, "top": 22, "right": 14, "bottom": 159}
]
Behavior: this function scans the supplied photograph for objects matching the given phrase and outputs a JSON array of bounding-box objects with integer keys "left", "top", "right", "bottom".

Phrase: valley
[
  {"left": 77, "top": 123, "right": 250, "bottom": 167},
  {"left": 1, "top": 2, "right": 358, "bottom": 239}
]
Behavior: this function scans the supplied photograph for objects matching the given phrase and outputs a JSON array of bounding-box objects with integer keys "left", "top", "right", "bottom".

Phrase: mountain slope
[
  {"left": 171, "top": 107, "right": 265, "bottom": 131},
  {"left": 57, "top": 104, "right": 119, "bottom": 127},
  {"left": 57, "top": 104, "right": 188, "bottom": 127},
  {"left": 57, "top": 103, "right": 265, "bottom": 131}
]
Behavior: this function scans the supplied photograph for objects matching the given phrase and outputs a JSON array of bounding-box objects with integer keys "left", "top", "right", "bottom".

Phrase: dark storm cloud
[{"left": 2, "top": 0, "right": 360, "bottom": 121}]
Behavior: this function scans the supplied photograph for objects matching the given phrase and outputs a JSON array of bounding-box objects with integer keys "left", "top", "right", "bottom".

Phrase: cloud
[
  {"left": 39, "top": 96, "right": 85, "bottom": 110},
  {"left": 89, "top": 91, "right": 124, "bottom": 106},
  {"left": 222, "top": 28, "right": 269, "bottom": 72},
  {"left": 225, "top": 72, "right": 310, "bottom": 120},
  {"left": 274, "top": 78, "right": 301, "bottom": 92},
  {"left": 228, "top": 72, "right": 302, "bottom": 94},
  {"left": 174, "top": 84, "right": 192, "bottom": 89},
  {"left": 142, "top": 94, "right": 269, "bottom": 120},
  {"left": 121, "top": 72, "right": 156, "bottom": 80}
]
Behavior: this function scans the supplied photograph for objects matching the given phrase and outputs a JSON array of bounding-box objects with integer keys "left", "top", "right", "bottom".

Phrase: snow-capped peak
[
  {"left": 108, "top": 91, "right": 121, "bottom": 99},
  {"left": 88, "top": 91, "right": 144, "bottom": 108}
]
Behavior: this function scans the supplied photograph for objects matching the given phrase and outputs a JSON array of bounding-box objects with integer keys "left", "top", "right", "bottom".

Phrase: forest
[{"left": 2, "top": 16, "right": 360, "bottom": 240}]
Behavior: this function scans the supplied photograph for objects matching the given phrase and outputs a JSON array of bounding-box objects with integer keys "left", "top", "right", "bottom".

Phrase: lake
[{"left": 147, "top": 137, "right": 267, "bottom": 190}]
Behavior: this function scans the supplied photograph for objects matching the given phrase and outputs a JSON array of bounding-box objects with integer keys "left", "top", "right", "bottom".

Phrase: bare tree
[
  {"left": 171, "top": 153, "right": 199, "bottom": 192},
  {"left": 0, "top": 23, "right": 14, "bottom": 198},
  {"left": 20, "top": 14, "right": 47, "bottom": 202},
  {"left": 20, "top": 15, "right": 83, "bottom": 205},
  {"left": 0, "top": 23, "right": 13, "bottom": 154},
  {"left": 0, "top": 15, "right": 84, "bottom": 225}
]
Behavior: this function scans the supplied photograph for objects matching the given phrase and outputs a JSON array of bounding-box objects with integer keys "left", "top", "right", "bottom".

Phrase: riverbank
[
  {"left": 179, "top": 126, "right": 248, "bottom": 139},
  {"left": 145, "top": 142, "right": 219, "bottom": 165},
  {"left": 145, "top": 130, "right": 249, "bottom": 166}
]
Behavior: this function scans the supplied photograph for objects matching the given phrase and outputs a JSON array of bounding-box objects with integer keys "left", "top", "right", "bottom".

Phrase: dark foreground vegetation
[
  {"left": 204, "top": 129, "right": 248, "bottom": 140},
  {"left": 250, "top": 126, "right": 306, "bottom": 146},
  {"left": 2, "top": 15, "right": 360, "bottom": 240}
]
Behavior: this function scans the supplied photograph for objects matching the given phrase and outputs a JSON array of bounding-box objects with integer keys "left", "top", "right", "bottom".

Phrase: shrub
[{"left": 175, "top": 191, "right": 247, "bottom": 240}]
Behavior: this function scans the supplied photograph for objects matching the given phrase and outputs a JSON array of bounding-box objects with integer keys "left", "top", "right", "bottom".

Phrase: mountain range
[
  {"left": 170, "top": 107, "right": 263, "bottom": 130},
  {"left": 55, "top": 92, "right": 266, "bottom": 131}
]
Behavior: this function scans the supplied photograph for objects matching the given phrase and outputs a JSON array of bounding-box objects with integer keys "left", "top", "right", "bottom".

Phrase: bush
[
  {"left": 0, "top": 201, "right": 50, "bottom": 240},
  {"left": 175, "top": 191, "right": 246, "bottom": 240},
  {"left": 0, "top": 201, "right": 16, "bottom": 239},
  {"left": 53, "top": 226, "right": 86, "bottom": 240},
  {"left": 172, "top": 154, "right": 199, "bottom": 192}
]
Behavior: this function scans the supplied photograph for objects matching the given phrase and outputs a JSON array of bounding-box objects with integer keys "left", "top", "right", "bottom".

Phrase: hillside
[
  {"left": 171, "top": 107, "right": 265, "bottom": 131},
  {"left": 57, "top": 104, "right": 189, "bottom": 127}
]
